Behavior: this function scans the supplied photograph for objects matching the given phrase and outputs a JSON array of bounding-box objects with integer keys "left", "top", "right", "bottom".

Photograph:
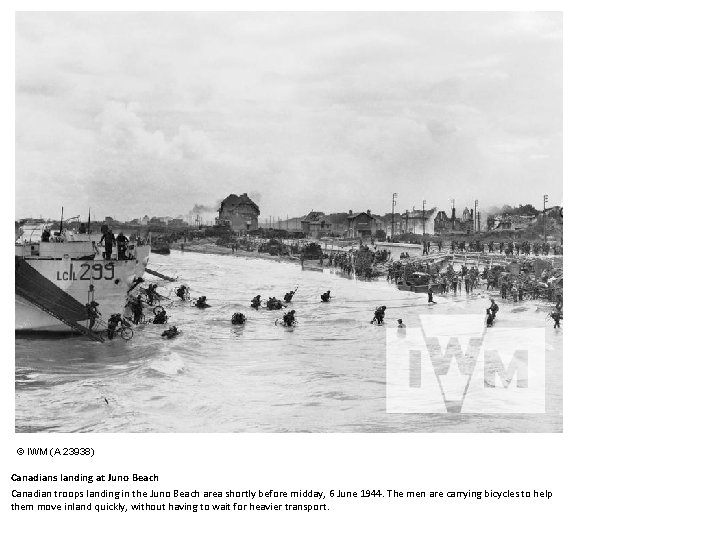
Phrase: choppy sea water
[{"left": 15, "top": 251, "right": 562, "bottom": 432}]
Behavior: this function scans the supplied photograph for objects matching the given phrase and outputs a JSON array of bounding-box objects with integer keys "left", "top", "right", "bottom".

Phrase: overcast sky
[{"left": 15, "top": 12, "right": 562, "bottom": 221}]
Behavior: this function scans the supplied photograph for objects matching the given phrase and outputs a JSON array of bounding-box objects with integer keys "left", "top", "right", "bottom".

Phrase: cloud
[
  {"left": 96, "top": 101, "right": 212, "bottom": 160},
  {"left": 15, "top": 12, "right": 562, "bottom": 220}
]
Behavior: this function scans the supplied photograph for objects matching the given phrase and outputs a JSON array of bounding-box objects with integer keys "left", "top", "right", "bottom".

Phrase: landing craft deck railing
[{"left": 15, "top": 239, "right": 144, "bottom": 262}]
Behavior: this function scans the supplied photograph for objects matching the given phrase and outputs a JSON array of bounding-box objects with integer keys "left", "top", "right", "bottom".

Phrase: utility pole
[
  {"left": 474, "top": 199, "right": 478, "bottom": 233},
  {"left": 422, "top": 199, "right": 426, "bottom": 237},
  {"left": 391, "top": 193, "right": 397, "bottom": 239},
  {"left": 543, "top": 194, "right": 548, "bottom": 243}
]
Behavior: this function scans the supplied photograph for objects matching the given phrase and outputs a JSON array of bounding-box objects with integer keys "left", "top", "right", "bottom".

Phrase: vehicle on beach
[
  {"left": 150, "top": 240, "right": 171, "bottom": 255},
  {"left": 258, "top": 238, "right": 290, "bottom": 256},
  {"left": 396, "top": 272, "right": 443, "bottom": 294}
]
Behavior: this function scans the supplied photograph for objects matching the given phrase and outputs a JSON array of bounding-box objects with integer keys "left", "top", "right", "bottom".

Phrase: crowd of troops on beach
[
  {"left": 441, "top": 240, "right": 562, "bottom": 256},
  {"left": 422, "top": 239, "right": 561, "bottom": 256},
  {"left": 324, "top": 248, "right": 391, "bottom": 279},
  {"left": 386, "top": 260, "right": 562, "bottom": 301},
  {"left": 326, "top": 241, "right": 561, "bottom": 273}
]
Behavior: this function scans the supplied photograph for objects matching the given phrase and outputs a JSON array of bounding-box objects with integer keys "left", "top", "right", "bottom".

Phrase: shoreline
[
  {"left": 171, "top": 241, "right": 563, "bottom": 274},
  {"left": 173, "top": 241, "right": 304, "bottom": 265}
]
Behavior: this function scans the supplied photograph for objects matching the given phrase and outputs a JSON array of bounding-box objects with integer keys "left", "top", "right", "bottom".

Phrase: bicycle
[
  {"left": 93, "top": 315, "right": 134, "bottom": 341},
  {"left": 119, "top": 322, "right": 134, "bottom": 341}
]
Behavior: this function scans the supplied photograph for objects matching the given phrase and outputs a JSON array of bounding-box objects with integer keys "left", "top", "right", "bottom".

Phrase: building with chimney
[
  {"left": 433, "top": 205, "right": 479, "bottom": 233},
  {"left": 397, "top": 207, "right": 438, "bottom": 235},
  {"left": 346, "top": 209, "right": 385, "bottom": 239},
  {"left": 460, "top": 207, "right": 476, "bottom": 233},
  {"left": 434, "top": 210, "right": 453, "bottom": 233},
  {"left": 301, "top": 211, "right": 332, "bottom": 239},
  {"left": 217, "top": 193, "right": 260, "bottom": 232}
]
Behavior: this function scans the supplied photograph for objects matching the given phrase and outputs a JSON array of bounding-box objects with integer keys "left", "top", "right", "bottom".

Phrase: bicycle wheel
[{"left": 120, "top": 327, "right": 134, "bottom": 341}]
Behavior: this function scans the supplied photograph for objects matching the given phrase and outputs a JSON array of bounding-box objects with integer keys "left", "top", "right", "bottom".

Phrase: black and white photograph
[
  {"left": 9, "top": 4, "right": 720, "bottom": 539},
  {"left": 14, "top": 11, "right": 562, "bottom": 433}
]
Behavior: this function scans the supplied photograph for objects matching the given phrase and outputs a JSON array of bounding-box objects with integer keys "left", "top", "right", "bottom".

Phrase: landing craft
[{"left": 15, "top": 223, "right": 150, "bottom": 337}]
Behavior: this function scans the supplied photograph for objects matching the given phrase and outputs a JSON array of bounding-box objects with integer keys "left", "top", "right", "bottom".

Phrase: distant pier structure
[{"left": 217, "top": 193, "right": 260, "bottom": 232}]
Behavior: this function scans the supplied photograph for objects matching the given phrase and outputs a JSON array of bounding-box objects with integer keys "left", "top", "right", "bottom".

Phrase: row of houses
[
  {"left": 214, "top": 193, "right": 557, "bottom": 239},
  {"left": 100, "top": 215, "right": 187, "bottom": 227},
  {"left": 299, "top": 206, "right": 562, "bottom": 239},
  {"left": 300, "top": 206, "right": 483, "bottom": 239},
  {"left": 215, "top": 193, "right": 493, "bottom": 239}
]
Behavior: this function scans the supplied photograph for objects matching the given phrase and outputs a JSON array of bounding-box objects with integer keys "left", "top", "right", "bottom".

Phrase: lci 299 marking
[{"left": 56, "top": 262, "right": 116, "bottom": 281}]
